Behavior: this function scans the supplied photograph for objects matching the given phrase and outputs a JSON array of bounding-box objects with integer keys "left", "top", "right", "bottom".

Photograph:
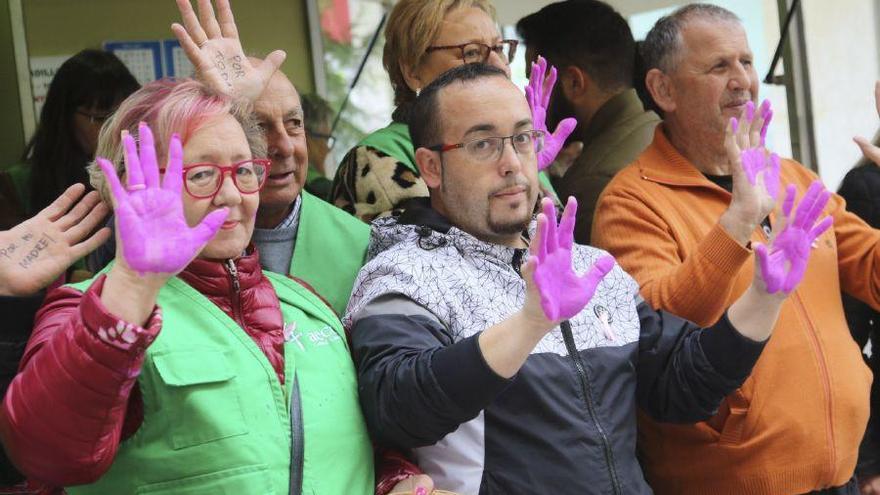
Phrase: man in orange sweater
[{"left": 593, "top": 4, "right": 879, "bottom": 495}]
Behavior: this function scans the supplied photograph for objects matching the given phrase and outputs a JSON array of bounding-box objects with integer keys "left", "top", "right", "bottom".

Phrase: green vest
[
  {"left": 357, "top": 121, "right": 417, "bottom": 173},
  {"left": 290, "top": 190, "right": 371, "bottom": 315},
  {"left": 4, "top": 162, "right": 31, "bottom": 214},
  {"left": 66, "top": 270, "right": 374, "bottom": 495}
]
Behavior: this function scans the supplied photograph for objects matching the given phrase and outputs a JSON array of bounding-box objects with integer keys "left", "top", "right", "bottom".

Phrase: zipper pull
[{"left": 224, "top": 259, "right": 240, "bottom": 293}]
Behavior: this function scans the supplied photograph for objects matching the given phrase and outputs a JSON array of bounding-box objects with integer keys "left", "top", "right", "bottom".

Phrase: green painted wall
[
  {"left": 0, "top": 1, "right": 23, "bottom": 169},
  {"left": 0, "top": 0, "right": 313, "bottom": 169}
]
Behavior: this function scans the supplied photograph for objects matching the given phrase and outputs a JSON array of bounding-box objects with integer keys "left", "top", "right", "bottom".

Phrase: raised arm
[
  {"left": 171, "top": 0, "right": 286, "bottom": 102},
  {"left": 594, "top": 100, "right": 779, "bottom": 326},
  {"left": 0, "top": 124, "right": 225, "bottom": 485},
  {"left": 639, "top": 180, "right": 832, "bottom": 421},
  {"left": 853, "top": 81, "right": 880, "bottom": 165},
  {"left": 351, "top": 198, "right": 614, "bottom": 448},
  {"left": 525, "top": 56, "right": 577, "bottom": 172},
  {"left": 0, "top": 183, "right": 110, "bottom": 297}
]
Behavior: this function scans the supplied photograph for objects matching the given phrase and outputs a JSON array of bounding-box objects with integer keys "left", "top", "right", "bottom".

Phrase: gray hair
[{"left": 642, "top": 3, "right": 741, "bottom": 73}]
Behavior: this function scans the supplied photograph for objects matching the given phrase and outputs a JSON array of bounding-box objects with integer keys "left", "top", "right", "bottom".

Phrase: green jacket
[
  {"left": 358, "top": 121, "right": 417, "bottom": 173},
  {"left": 290, "top": 190, "right": 371, "bottom": 315},
  {"left": 66, "top": 271, "right": 374, "bottom": 495}
]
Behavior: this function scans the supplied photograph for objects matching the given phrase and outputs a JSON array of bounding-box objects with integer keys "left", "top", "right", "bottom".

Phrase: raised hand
[
  {"left": 721, "top": 99, "right": 776, "bottom": 245},
  {"left": 754, "top": 181, "right": 833, "bottom": 294},
  {"left": 740, "top": 148, "right": 781, "bottom": 200},
  {"left": 97, "top": 123, "right": 228, "bottom": 276},
  {"left": 0, "top": 184, "right": 111, "bottom": 297},
  {"left": 171, "top": 0, "right": 286, "bottom": 102},
  {"left": 853, "top": 80, "right": 880, "bottom": 165},
  {"left": 525, "top": 56, "right": 577, "bottom": 171},
  {"left": 525, "top": 197, "right": 615, "bottom": 322}
]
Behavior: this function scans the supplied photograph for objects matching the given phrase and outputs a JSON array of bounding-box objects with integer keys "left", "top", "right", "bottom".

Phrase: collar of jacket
[
  {"left": 579, "top": 88, "right": 652, "bottom": 144},
  {"left": 388, "top": 197, "right": 530, "bottom": 267},
  {"left": 177, "top": 244, "right": 264, "bottom": 298},
  {"left": 638, "top": 125, "right": 732, "bottom": 193}
]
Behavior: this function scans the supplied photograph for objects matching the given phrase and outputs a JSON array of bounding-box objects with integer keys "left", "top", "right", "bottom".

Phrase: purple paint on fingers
[
  {"left": 756, "top": 180, "right": 833, "bottom": 293},
  {"left": 739, "top": 148, "right": 781, "bottom": 200},
  {"left": 99, "top": 124, "right": 229, "bottom": 275},
  {"left": 531, "top": 197, "right": 615, "bottom": 321},
  {"left": 526, "top": 56, "right": 578, "bottom": 171}
]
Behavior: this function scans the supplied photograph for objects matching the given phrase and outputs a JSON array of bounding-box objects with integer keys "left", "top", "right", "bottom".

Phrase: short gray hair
[{"left": 642, "top": 3, "right": 741, "bottom": 73}]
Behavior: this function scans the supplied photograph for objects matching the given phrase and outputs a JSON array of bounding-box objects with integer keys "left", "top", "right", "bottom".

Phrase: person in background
[
  {"left": 593, "top": 5, "right": 880, "bottom": 493},
  {"left": 516, "top": 0, "right": 660, "bottom": 243},
  {"left": 837, "top": 80, "right": 880, "bottom": 495},
  {"left": 328, "top": 0, "right": 511, "bottom": 222},
  {"left": 1, "top": 49, "right": 138, "bottom": 229},
  {"left": 300, "top": 93, "right": 335, "bottom": 200}
]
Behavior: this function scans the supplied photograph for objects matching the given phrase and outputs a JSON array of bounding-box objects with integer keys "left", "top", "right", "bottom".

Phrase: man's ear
[
  {"left": 415, "top": 147, "right": 442, "bottom": 189},
  {"left": 645, "top": 68, "right": 676, "bottom": 113},
  {"left": 560, "top": 65, "right": 589, "bottom": 103}
]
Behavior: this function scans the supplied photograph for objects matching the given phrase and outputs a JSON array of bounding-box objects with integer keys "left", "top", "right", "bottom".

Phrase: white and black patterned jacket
[{"left": 345, "top": 200, "right": 767, "bottom": 495}]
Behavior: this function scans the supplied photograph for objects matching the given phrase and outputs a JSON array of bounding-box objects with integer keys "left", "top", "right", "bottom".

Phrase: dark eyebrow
[
  {"left": 463, "top": 123, "right": 496, "bottom": 137},
  {"left": 515, "top": 118, "right": 533, "bottom": 129}
]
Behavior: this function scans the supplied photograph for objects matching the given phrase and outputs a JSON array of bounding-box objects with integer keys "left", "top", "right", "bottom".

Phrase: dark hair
[
  {"left": 409, "top": 63, "right": 508, "bottom": 150},
  {"left": 516, "top": 0, "right": 635, "bottom": 93},
  {"left": 642, "top": 3, "right": 740, "bottom": 73},
  {"left": 633, "top": 41, "right": 658, "bottom": 112},
  {"left": 300, "top": 93, "right": 334, "bottom": 131},
  {"left": 22, "top": 49, "right": 139, "bottom": 214}
]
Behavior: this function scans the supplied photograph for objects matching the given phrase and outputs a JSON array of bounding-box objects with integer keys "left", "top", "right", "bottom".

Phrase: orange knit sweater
[{"left": 593, "top": 126, "right": 878, "bottom": 494}]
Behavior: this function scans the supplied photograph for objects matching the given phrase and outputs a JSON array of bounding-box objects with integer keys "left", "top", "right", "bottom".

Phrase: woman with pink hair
[{"left": 0, "top": 79, "right": 375, "bottom": 494}]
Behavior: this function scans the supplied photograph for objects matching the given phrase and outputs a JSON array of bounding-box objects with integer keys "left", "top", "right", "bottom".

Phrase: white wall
[{"left": 801, "top": 0, "right": 880, "bottom": 190}]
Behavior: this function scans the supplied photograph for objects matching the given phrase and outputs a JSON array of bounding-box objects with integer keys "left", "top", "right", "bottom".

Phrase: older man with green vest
[{"left": 248, "top": 69, "right": 370, "bottom": 316}]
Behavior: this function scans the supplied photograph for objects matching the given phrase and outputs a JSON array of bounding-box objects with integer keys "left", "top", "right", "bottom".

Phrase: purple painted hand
[
  {"left": 754, "top": 181, "right": 833, "bottom": 294},
  {"left": 97, "top": 123, "right": 228, "bottom": 275},
  {"left": 740, "top": 148, "right": 781, "bottom": 200},
  {"left": 760, "top": 101, "right": 773, "bottom": 146},
  {"left": 530, "top": 197, "right": 615, "bottom": 321},
  {"left": 525, "top": 56, "right": 577, "bottom": 171}
]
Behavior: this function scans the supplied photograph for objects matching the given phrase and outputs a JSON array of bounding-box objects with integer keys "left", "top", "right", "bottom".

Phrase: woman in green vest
[
  {"left": 0, "top": 79, "right": 375, "bottom": 494},
  {"left": 329, "top": 0, "right": 515, "bottom": 222}
]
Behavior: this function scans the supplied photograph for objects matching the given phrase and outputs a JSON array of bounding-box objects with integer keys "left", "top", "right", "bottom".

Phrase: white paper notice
[{"left": 29, "top": 55, "right": 72, "bottom": 118}]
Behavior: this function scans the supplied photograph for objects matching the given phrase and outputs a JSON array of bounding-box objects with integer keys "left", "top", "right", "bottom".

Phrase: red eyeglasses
[{"left": 161, "top": 159, "right": 270, "bottom": 199}]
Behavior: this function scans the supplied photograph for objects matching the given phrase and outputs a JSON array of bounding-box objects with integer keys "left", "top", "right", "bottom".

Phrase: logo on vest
[
  {"left": 283, "top": 321, "right": 340, "bottom": 350},
  {"left": 283, "top": 321, "right": 304, "bottom": 350},
  {"left": 307, "top": 326, "right": 341, "bottom": 347}
]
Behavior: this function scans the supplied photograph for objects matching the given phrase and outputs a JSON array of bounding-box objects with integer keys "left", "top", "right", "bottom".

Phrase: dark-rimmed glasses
[
  {"left": 427, "top": 130, "right": 545, "bottom": 163},
  {"left": 425, "top": 40, "right": 518, "bottom": 64},
  {"left": 76, "top": 109, "right": 113, "bottom": 124},
  {"left": 161, "top": 159, "right": 270, "bottom": 199}
]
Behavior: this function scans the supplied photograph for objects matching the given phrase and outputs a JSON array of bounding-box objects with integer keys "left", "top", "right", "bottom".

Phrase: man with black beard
[{"left": 517, "top": 0, "right": 660, "bottom": 243}]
